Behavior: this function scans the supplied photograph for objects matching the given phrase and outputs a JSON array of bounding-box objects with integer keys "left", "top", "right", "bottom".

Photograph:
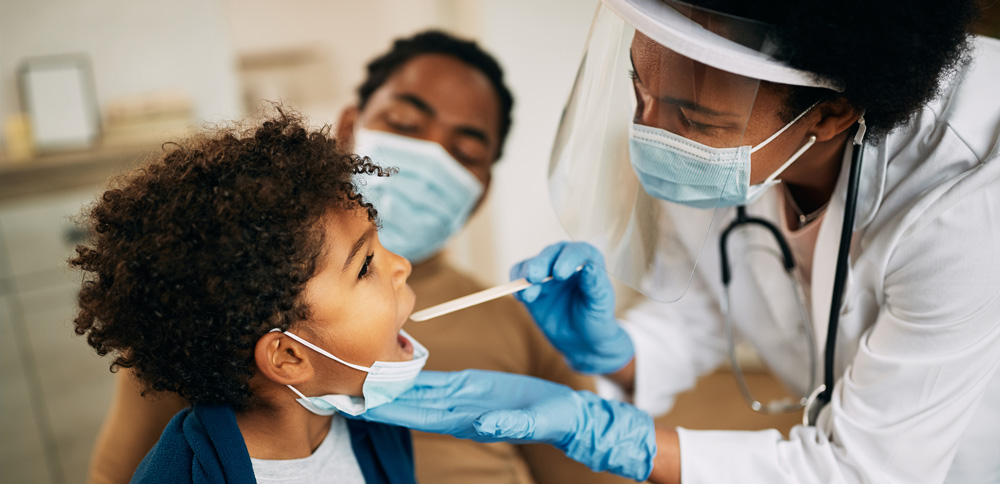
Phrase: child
[{"left": 71, "top": 109, "right": 422, "bottom": 484}]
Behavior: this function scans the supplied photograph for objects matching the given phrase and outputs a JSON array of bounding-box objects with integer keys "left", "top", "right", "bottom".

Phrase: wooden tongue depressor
[
  {"left": 408, "top": 276, "right": 552, "bottom": 322},
  {"left": 409, "top": 265, "right": 583, "bottom": 322}
]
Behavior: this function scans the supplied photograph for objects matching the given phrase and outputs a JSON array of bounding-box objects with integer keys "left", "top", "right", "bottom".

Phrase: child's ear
[
  {"left": 335, "top": 106, "right": 359, "bottom": 149},
  {"left": 254, "top": 331, "right": 313, "bottom": 386}
]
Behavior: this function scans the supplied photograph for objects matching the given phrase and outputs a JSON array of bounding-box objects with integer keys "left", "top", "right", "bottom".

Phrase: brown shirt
[{"left": 405, "top": 255, "right": 633, "bottom": 484}]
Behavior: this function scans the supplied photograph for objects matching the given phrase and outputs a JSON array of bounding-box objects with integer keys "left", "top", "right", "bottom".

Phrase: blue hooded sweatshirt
[{"left": 131, "top": 405, "right": 415, "bottom": 484}]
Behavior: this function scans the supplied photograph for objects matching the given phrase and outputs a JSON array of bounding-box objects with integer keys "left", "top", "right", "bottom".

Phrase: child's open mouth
[{"left": 397, "top": 332, "right": 414, "bottom": 356}]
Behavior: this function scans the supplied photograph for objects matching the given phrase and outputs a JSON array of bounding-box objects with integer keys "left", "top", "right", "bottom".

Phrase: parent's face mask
[
  {"left": 353, "top": 129, "right": 484, "bottom": 263},
  {"left": 628, "top": 105, "right": 817, "bottom": 209},
  {"left": 271, "top": 328, "right": 429, "bottom": 416}
]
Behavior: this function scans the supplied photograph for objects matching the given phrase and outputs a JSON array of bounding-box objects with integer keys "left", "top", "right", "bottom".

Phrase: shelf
[{"left": 0, "top": 146, "right": 154, "bottom": 202}]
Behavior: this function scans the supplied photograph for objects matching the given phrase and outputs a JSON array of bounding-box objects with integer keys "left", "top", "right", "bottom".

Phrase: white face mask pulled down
[{"left": 269, "top": 328, "right": 429, "bottom": 416}]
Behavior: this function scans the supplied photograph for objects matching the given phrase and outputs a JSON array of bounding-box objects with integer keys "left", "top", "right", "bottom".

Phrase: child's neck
[{"left": 236, "top": 397, "right": 335, "bottom": 460}]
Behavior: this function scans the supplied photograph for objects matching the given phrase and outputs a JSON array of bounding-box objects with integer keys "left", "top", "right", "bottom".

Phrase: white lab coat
[{"left": 617, "top": 36, "right": 1000, "bottom": 483}]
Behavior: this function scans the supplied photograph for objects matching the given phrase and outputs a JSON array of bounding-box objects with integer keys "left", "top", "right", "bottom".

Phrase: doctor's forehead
[{"left": 631, "top": 31, "right": 762, "bottom": 108}]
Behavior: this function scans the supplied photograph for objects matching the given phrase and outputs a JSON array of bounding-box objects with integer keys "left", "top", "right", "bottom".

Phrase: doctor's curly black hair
[
  {"left": 692, "top": 0, "right": 981, "bottom": 141},
  {"left": 70, "top": 108, "right": 390, "bottom": 410}
]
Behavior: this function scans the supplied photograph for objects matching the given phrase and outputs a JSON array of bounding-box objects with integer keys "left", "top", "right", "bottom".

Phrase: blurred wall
[
  {"left": 0, "top": 2, "right": 243, "bottom": 482},
  {"left": 223, "top": 0, "right": 472, "bottom": 123},
  {"left": 463, "top": 1, "right": 598, "bottom": 284},
  {"left": 0, "top": 0, "right": 242, "bottom": 143}
]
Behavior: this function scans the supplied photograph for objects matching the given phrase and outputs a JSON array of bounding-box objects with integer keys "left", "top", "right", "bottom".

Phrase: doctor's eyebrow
[
  {"left": 341, "top": 226, "right": 376, "bottom": 273},
  {"left": 659, "top": 95, "right": 741, "bottom": 119},
  {"left": 628, "top": 50, "right": 741, "bottom": 120}
]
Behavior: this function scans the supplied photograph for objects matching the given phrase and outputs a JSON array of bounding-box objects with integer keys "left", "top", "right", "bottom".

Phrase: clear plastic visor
[{"left": 549, "top": 0, "right": 782, "bottom": 302}]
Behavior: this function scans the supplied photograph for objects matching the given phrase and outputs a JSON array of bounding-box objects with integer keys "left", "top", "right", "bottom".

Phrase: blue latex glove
[
  {"left": 353, "top": 370, "right": 657, "bottom": 481},
  {"left": 509, "top": 241, "right": 634, "bottom": 374}
]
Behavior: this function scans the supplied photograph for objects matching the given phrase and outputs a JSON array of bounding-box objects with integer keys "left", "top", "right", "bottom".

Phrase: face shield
[{"left": 549, "top": 0, "right": 840, "bottom": 302}]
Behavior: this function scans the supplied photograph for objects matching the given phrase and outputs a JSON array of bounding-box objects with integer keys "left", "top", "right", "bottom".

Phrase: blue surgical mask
[
  {"left": 271, "top": 328, "right": 429, "bottom": 416},
  {"left": 353, "top": 129, "right": 484, "bottom": 263},
  {"left": 628, "top": 105, "right": 817, "bottom": 209}
]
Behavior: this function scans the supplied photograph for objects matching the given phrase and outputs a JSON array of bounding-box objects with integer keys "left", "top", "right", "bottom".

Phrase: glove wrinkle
[{"left": 559, "top": 391, "right": 657, "bottom": 481}]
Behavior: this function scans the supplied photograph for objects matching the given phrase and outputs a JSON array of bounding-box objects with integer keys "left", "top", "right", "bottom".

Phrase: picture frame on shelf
[{"left": 18, "top": 54, "right": 101, "bottom": 153}]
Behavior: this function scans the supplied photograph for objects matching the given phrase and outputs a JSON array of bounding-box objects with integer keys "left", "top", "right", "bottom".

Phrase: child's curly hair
[{"left": 70, "top": 108, "right": 390, "bottom": 410}]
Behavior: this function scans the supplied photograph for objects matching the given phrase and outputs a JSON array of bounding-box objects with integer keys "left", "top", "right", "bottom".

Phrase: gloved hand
[
  {"left": 509, "top": 241, "right": 634, "bottom": 374},
  {"left": 353, "top": 370, "right": 657, "bottom": 481}
]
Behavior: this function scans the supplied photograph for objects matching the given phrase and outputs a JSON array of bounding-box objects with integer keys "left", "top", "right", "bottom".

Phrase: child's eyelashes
[{"left": 358, "top": 253, "right": 375, "bottom": 280}]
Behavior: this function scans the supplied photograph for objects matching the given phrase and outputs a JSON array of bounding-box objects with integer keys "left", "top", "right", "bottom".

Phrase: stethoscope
[{"left": 718, "top": 117, "right": 867, "bottom": 426}]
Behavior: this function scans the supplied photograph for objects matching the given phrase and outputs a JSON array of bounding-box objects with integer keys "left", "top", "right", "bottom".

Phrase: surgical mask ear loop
[
  {"left": 267, "top": 328, "right": 372, "bottom": 373},
  {"left": 761, "top": 135, "right": 818, "bottom": 185},
  {"left": 269, "top": 328, "right": 373, "bottom": 410},
  {"left": 749, "top": 101, "right": 820, "bottom": 154},
  {"left": 287, "top": 385, "right": 310, "bottom": 400},
  {"left": 748, "top": 101, "right": 821, "bottom": 186}
]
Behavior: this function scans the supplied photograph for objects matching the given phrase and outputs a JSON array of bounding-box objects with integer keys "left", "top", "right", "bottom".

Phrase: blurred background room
[{"left": 1, "top": 1, "right": 997, "bottom": 483}]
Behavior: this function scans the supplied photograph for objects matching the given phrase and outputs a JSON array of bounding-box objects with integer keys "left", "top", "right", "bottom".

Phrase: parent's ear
[
  {"left": 254, "top": 331, "right": 314, "bottom": 386},
  {"left": 811, "top": 98, "right": 862, "bottom": 142},
  {"left": 336, "top": 105, "right": 359, "bottom": 150}
]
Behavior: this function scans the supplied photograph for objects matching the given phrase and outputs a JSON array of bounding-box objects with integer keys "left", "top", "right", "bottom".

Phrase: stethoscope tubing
[
  {"left": 719, "top": 127, "right": 866, "bottom": 426},
  {"left": 816, "top": 138, "right": 866, "bottom": 411}
]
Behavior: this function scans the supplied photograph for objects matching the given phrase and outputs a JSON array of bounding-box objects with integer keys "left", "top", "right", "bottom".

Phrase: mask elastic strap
[
  {"left": 286, "top": 384, "right": 309, "bottom": 400},
  {"left": 750, "top": 101, "right": 821, "bottom": 154},
  {"left": 762, "top": 135, "right": 818, "bottom": 185},
  {"left": 268, "top": 328, "right": 372, "bottom": 373}
]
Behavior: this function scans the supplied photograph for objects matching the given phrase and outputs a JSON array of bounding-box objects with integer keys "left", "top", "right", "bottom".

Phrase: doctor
[{"left": 355, "top": 0, "right": 1000, "bottom": 482}]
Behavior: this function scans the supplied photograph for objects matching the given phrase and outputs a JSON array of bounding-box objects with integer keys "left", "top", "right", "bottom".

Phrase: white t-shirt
[{"left": 250, "top": 413, "right": 365, "bottom": 484}]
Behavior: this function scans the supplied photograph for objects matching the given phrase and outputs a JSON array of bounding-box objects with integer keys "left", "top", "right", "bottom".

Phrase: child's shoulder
[{"left": 131, "top": 405, "right": 255, "bottom": 484}]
